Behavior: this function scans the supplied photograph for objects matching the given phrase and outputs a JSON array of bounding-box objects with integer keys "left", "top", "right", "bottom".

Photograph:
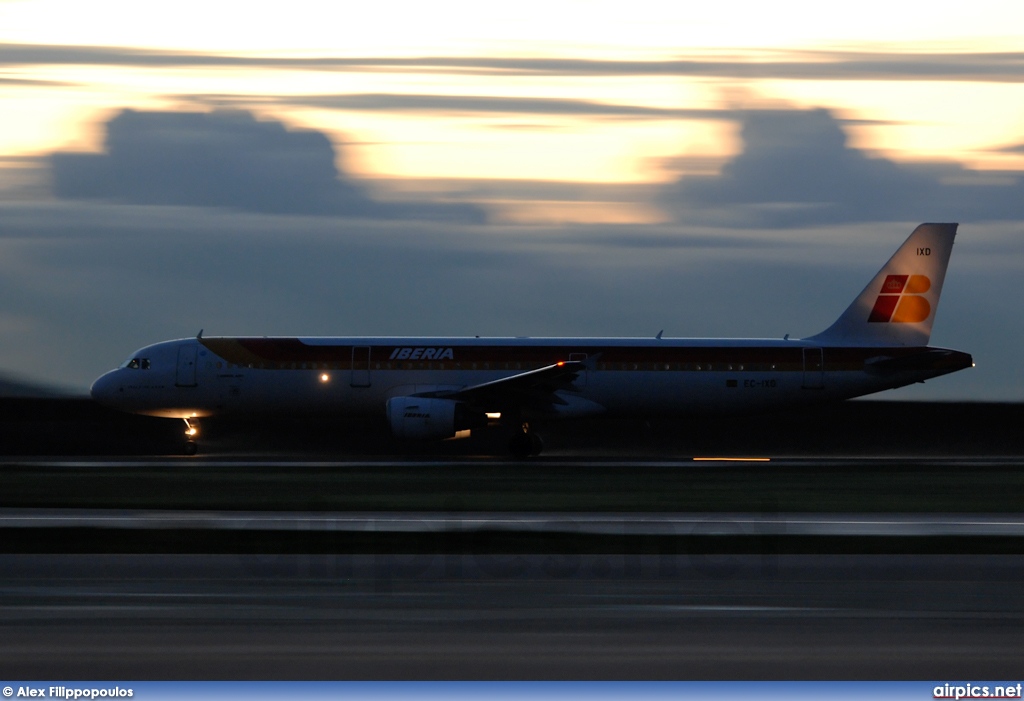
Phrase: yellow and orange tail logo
[{"left": 868, "top": 274, "right": 931, "bottom": 323}]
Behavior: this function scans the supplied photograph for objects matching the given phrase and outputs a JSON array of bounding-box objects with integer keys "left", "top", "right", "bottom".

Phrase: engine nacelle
[{"left": 386, "top": 396, "right": 485, "bottom": 440}]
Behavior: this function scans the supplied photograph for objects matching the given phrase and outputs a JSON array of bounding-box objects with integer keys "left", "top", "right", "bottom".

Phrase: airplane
[{"left": 90, "top": 222, "right": 973, "bottom": 456}]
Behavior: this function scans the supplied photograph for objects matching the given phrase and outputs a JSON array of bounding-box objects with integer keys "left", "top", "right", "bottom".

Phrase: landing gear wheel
[
  {"left": 528, "top": 432, "right": 544, "bottom": 456},
  {"left": 183, "top": 440, "right": 198, "bottom": 456},
  {"left": 509, "top": 423, "right": 544, "bottom": 458},
  {"left": 509, "top": 432, "right": 531, "bottom": 458}
]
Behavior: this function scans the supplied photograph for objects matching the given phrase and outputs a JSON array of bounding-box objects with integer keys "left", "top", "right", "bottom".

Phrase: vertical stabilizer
[{"left": 806, "top": 223, "right": 958, "bottom": 347}]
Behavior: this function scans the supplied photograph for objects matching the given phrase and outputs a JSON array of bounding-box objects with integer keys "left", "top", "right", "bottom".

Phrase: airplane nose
[{"left": 90, "top": 371, "right": 122, "bottom": 406}]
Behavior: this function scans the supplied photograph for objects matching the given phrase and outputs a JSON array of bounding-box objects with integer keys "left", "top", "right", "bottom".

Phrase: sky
[{"left": 0, "top": 0, "right": 1022, "bottom": 400}]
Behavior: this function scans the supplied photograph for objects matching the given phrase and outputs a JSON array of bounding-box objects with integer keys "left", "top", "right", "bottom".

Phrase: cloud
[
  {"left": 0, "top": 76, "right": 70, "bottom": 86},
  {"left": 49, "top": 109, "right": 485, "bottom": 221},
  {"left": 660, "top": 107, "right": 1024, "bottom": 226},
  {"left": 4, "top": 42, "right": 1024, "bottom": 82},
  {"left": 234, "top": 93, "right": 723, "bottom": 120},
  {"left": 41, "top": 105, "right": 1024, "bottom": 229}
]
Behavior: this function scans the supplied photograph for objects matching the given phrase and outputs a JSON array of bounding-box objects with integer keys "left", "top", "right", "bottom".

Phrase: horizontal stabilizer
[{"left": 864, "top": 348, "right": 973, "bottom": 376}]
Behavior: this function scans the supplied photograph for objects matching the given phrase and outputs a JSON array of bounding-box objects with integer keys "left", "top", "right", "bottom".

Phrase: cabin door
[
  {"left": 175, "top": 345, "right": 198, "bottom": 387},
  {"left": 802, "top": 347, "right": 824, "bottom": 390}
]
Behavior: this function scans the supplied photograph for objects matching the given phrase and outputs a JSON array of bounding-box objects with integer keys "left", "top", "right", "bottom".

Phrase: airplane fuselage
[
  {"left": 89, "top": 224, "right": 974, "bottom": 454},
  {"left": 91, "top": 335, "right": 972, "bottom": 421}
]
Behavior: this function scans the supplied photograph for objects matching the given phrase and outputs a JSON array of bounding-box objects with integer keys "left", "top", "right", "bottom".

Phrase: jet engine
[{"left": 386, "top": 396, "right": 487, "bottom": 440}]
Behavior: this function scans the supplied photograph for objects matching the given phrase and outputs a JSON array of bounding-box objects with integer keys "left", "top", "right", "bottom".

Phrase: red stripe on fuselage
[{"left": 199, "top": 338, "right": 945, "bottom": 371}]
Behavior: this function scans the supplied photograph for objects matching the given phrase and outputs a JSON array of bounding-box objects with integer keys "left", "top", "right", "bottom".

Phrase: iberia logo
[{"left": 868, "top": 274, "right": 932, "bottom": 323}]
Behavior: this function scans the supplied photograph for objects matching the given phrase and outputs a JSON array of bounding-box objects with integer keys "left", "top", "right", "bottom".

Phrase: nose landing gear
[{"left": 183, "top": 418, "right": 199, "bottom": 456}]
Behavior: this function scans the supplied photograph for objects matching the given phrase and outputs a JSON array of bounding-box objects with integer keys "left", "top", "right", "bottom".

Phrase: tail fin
[{"left": 806, "top": 223, "right": 958, "bottom": 347}]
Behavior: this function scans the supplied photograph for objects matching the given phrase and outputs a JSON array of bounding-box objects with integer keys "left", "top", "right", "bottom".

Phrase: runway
[
  {"left": 5, "top": 455, "right": 1020, "bottom": 467},
  {"left": 1, "top": 553, "right": 1023, "bottom": 679},
  {"left": 4, "top": 508, "right": 1024, "bottom": 536},
  {"left": 1, "top": 454, "right": 1022, "bottom": 677},
  {"left": 3, "top": 454, "right": 1023, "bottom": 515}
]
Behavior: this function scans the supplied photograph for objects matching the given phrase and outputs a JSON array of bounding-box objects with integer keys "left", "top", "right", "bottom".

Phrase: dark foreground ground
[
  {"left": 2, "top": 398, "right": 1022, "bottom": 679},
  {"left": 2, "top": 397, "right": 1023, "bottom": 457}
]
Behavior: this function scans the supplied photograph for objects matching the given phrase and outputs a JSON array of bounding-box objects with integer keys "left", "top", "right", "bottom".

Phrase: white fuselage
[{"left": 89, "top": 335, "right": 972, "bottom": 421}]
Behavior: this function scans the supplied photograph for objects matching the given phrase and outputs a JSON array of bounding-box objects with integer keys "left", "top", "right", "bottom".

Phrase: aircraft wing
[{"left": 417, "top": 359, "right": 589, "bottom": 413}]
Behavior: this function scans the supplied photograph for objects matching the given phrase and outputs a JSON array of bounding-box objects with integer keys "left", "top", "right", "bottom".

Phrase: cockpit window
[{"left": 123, "top": 358, "right": 151, "bottom": 370}]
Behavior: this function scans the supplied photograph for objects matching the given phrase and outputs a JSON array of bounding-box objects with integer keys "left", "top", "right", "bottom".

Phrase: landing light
[
  {"left": 320, "top": 373, "right": 331, "bottom": 383},
  {"left": 186, "top": 427, "right": 198, "bottom": 437}
]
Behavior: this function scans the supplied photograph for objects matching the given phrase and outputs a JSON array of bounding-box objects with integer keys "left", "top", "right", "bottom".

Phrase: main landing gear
[
  {"left": 183, "top": 418, "right": 199, "bottom": 456},
  {"left": 508, "top": 422, "right": 544, "bottom": 458}
]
